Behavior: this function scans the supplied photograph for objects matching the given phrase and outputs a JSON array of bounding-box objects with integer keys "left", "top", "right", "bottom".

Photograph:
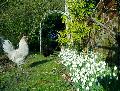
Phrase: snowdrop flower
[
  {"left": 82, "top": 85, "right": 85, "bottom": 89},
  {"left": 82, "top": 80, "right": 86, "bottom": 85},
  {"left": 76, "top": 88, "right": 79, "bottom": 91},
  {"left": 114, "top": 66, "right": 117, "bottom": 70},
  {"left": 59, "top": 48, "right": 113, "bottom": 91},
  {"left": 72, "top": 64, "right": 77, "bottom": 68},
  {"left": 64, "top": 63, "right": 68, "bottom": 66},
  {"left": 86, "top": 86, "right": 89, "bottom": 90},
  {"left": 79, "top": 63, "right": 82, "bottom": 66},
  {"left": 94, "top": 54, "right": 98, "bottom": 59},
  {"left": 89, "top": 82, "right": 92, "bottom": 87},
  {"left": 73, "top": 78, "right": 78, "bottom": 83},
  {"left": 76, "top": 69, "right": 80, "bottom": 73},
  {"left": 86, "top": 63, "right": 90, "bottom": 68},
  {"left": 97, "top": 82, "right": 100, "bottom": 86},
  {"left": 103, "top": 74, "right": 106, "bottom": 77},
  {"left": 95, "top": 79, "right": 98, "bottom": 83},
  {"left": 110, "top": 77, "right": 112, "bottom": 79},
  {"left": 113, "top": 73, "right": 116, "bottom": 77},
  {"left": 116, "top": 77, "right": 118, "bottom": 80},
  {"left": 91, "top": 78, "right": 94, "bottom": 82},
  {"left": 84, "top": 76, "right": 87, "bottom": 80},
  {"left": 100, "top": 70, "right": 104, "bottom": 74},
  {"left": 76, "top": 75, "right": 80, "bottom": 80},
  {"left": 100, "top": 76, "right": 103, "bottom": 79}
]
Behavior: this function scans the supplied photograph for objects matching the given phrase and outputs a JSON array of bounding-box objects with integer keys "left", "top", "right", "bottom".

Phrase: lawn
[
  {"left": 1, "top": 52, "right": 120, "bottom": 91},
  {"left": 0, "top": 53, "right": 73, "bottom": 91}
]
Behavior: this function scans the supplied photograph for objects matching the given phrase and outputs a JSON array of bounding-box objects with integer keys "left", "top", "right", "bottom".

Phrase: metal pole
[{"left": 40, "top": 23, "right": 42, "bottom": 54}]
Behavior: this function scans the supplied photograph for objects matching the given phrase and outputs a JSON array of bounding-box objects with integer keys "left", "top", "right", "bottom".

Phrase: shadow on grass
[
  {"left": 29, "top": 59, "right": 51, "bottom": 67},
  {"left": 97, "top": 75, "right": 120, "bottom": 91}
]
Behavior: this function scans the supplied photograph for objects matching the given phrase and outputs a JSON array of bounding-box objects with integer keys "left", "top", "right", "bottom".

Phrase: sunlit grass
[
  {"left": 1, "top": 52, "right": 120, "bottom": 91},
  {"left": 0, "top": 53, "right": 73, "bottom": 91}
]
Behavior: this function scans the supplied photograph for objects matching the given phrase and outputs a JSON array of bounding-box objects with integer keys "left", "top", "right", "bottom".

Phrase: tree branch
[{"left": 90, "top": 17, "right": 111, "bottom": 31}]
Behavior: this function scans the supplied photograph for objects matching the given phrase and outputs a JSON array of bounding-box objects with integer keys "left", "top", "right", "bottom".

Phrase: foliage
[
  {"left": 0, "top": 0, "right": 64, "bottom": 51},
  {"left": 41, "top": 12, "right": 65, "bottom": 56},
  {"left": 58, "top": 0, "right": 97, "bottom": 49}
]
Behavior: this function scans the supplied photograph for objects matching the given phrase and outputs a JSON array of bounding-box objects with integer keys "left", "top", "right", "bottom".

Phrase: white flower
[
  {"left": 59, "top": 48, "right": 113, "bottom": 91},
  {"left": 64, "top": 63, "right": 68, "bottom": 66},
  {"left": 114, "top": 66, "right": 117, "bottom": 70},
  {"left": 110, "top": 77, "right": 112, "bottom": 79},
  {"left": 113, "top": 73, "right": 116, "bottom": 77},
  {"left": 76, "top": 69, "right": 80, "bottom": 74},
  {"left": 69, "top": 73, "right": 72, "bottom": 76},
  {"left": 94, "top": 54, "right": 98, "bottom": 59},
  {"left": 82, "top": 79, "right": 86, "bottom": 84},
  {"left": 116, "top": 77, "right": 118, "bottom": 80},
  {"left": 73, "top": 78, "right": 78, "bottom": 83},
  {"left": 100, "top": 76, "right": 103, "bottom": 79},
  {"left": 101, "top": 61, "right": 106, "bottom": 67},
  {"left": 86, "top": 63, "right": 90, "bottom": 68},
  {"left": 76, "top": 88, "right": 79, "bottom": 91},
  {"left": 84, "top": 76, "right": 87, "bottom": 80},
  {"left": 79, "top": 63, "right": 82, "bottom": 66},
  {"left": 86, "top": 86, "right": 89, "bottom": 90},
  {"left": 97, "top": 82, "right": 100, "bottom": 86},
  {"left": 70, "top": 68, "right": 73, "bottom": 71},
  {"left": 100, "top": 70, "right": 104, "bottom": 74},
  {"left": 72, "top": 61, "right": 77, "bottom": 65},
  {"left": 82, "top": 85, "right": 85, "bottom": 89},
  {"left": 91, "top": 78, "right": 94, "bottom": 82},
  {"left": 89, "top": 82, "right": 92, "bottom": 86},
  {"left": 89, "top": 70, "right": 93, "bottom": 74},
  {"left": 76, "top": 74, "right": 80, "bottom": 80},
  {"left": 72, "top": 64, "right": 77, "bottom": 68}
]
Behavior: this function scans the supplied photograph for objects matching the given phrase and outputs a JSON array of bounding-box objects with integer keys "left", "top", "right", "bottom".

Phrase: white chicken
[{"left": 2, "top": 36, "right": 29, "bottom": 68}]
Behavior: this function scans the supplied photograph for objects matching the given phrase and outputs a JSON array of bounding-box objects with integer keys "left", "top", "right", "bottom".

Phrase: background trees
[
  {"left": 41, "top": 12, "right": 65, "bottom": 56},
  {"left": 58, "top": 0, "right": 119, "bottom": 53},
  {"left": 58, "top": 0, "right": 98, "bottom": 50},
  {"left": 0, "top": 0, "right": 64, "bottom": 52}
]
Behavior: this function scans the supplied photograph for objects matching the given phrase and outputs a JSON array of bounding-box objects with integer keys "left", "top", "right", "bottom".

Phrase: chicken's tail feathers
[{"left": 2, "top": 40, "right": 14, "bottom": 54}]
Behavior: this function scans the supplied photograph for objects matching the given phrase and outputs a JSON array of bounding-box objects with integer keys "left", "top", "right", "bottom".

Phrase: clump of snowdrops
[{"left": 58, "top": 48, "right": 118, "bottom": 91}]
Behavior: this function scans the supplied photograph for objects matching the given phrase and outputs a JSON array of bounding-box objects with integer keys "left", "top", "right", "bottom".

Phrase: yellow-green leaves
[{"left": 58, "top": 0, "right": 97, "bottom": 47}]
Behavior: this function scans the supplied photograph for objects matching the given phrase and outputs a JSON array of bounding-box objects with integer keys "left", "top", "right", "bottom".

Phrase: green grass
[
  {"left": 0, "top": 54, "right": 73, "bottom": 91},
  {"left": 1, "top": 53, "right": 120, "bottom": 91}
]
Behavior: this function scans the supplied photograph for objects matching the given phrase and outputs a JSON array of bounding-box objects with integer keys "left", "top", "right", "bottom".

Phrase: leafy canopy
[{"left": 58, "top": 0, "right": 98, "bottom": 48}]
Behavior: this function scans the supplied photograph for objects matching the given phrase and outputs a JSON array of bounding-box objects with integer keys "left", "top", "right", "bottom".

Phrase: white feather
[{"left": 2, "top": 36, "right": 29, "bottom": 67}]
